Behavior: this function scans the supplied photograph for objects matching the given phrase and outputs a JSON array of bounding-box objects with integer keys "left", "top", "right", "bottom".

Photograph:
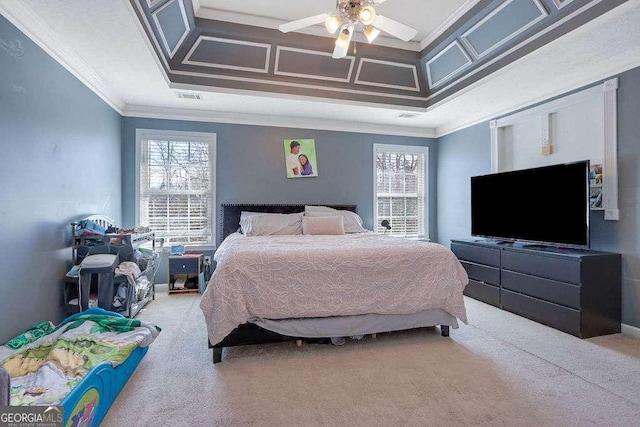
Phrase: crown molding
[
  {"left": 434, "top": 55, "right": 640, "bottom": 138},
  {"left": 122, "top": 104, "right": 437, "bottom": 138},
  {"left": 0, "top": 0, "right": 126, "bottom": 114}
]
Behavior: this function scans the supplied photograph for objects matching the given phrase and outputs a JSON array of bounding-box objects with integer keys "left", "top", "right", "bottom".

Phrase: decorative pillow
[
  {"left": 304, "top": 205, "right": 367, "bottom": 233},
  {"left": 240, "top": 212, "right": 303, "bottom": 236},
  {"left": 302, "top": 215, "right": 345, "bottom": 235}
]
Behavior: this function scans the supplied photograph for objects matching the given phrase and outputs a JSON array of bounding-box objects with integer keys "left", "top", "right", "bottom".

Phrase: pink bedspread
[{"left": 200, "top": 233, "right": 469, "bottom": 346}]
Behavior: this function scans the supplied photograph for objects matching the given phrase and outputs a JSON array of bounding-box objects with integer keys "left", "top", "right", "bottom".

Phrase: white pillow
[
  {"left": 239, "top": 212, "right": 303, "bottom": 236},
  {"left": 304, "top": 205, "right": 367, "bottom": 233},
  {"left": 302, "top": 216, "right": 344, "bottom": 235}
]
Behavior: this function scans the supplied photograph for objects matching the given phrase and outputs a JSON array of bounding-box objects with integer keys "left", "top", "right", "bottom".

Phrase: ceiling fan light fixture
[
  {"left": 335, "top": 27, "right": 353, "bottom": 49},
  {"left": 325, "top": 14, "right": 343, "bottom": 34},
  {"left": 364, "top": 26, "right": 380, "bottom": 43},
  {"left": 359, "top": 5, "right": 376, "bottom": 26}
]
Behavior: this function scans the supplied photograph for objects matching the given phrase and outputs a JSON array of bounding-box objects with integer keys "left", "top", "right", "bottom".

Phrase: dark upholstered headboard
[{"left": 220, "top": 204, "right": 357, "bottom": 241}]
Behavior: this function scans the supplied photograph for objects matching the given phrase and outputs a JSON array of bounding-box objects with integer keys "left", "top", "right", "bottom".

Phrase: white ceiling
[{"left": 1, "top": 0, "right": 640, "bottom": 137}]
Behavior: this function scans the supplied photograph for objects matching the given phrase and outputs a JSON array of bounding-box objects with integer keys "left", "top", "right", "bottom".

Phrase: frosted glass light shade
[
  {"left": 335, "top": 27, "right": 353, "bottom": 49},
  {"left": 364, "top": 26, "right": 381, "bottom": 43},
  {"left": 359, "top": 5, "right": 376, "bottom": 26},
  {"left": 325, "top": 15, "right": 343, "bottom": 34}
]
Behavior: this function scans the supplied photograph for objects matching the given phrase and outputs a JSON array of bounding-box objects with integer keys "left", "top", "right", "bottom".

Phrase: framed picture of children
[{"left": 283, "top": 139, "right": 318, "bottom": 178}]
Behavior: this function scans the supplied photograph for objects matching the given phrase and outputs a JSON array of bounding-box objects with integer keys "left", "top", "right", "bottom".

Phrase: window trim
[
  {"left": 372, "top": 143, "right": 429, "bottom": 239},
  {"left": 135, "top": 129, "right": 217, "bottom": 246}
]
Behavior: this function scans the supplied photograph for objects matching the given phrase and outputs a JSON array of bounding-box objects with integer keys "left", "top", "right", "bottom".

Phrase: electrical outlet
[
  {"left": 204, "top": 256, "right": 212, "bottom": 264},
  {"left": 541, "top": 144, "right": 553, "bottom": 156}
]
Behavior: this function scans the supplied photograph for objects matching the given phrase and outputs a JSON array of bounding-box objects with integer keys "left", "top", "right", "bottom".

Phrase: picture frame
[{"left": 283, "top": 139, "right": 318, "bottom": 178}]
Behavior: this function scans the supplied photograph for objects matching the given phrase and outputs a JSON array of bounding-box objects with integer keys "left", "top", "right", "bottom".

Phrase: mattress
[{"left": 200, "top": 232, "right": 469, "bottom": 346}]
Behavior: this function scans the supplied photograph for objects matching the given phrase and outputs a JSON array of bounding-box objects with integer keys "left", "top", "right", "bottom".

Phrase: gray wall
[
  {"left": 0, "top": 16, "right": 122, "bottom": 342},
  {"left": 121, "top": 119, "right": 436, "bottom": 284},
  {"left": 436, "top": 66, "right": 640, "bottom": 328},
  {"left": 121, "top": 118, "right": 437, "bottom": 244},
  {"left": 436, "top": 123, "right": 491, "bottom": 246}
]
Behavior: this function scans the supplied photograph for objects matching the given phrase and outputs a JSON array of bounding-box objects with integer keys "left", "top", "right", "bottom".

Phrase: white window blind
[
  {"left": 137, "top": 131, "right": 216, "bottom": 244},
  {"left": 373, "top": 144, "right": 428, "bottom": 238}
]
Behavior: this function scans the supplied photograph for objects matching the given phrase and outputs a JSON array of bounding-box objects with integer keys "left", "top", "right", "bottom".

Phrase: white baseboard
[{"left": 621, "top": 323, "right": 640, "bottom": 338}]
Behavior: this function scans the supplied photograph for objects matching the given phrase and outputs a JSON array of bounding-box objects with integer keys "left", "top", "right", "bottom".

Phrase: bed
[{"left": 200, "top": 204, "right": 469, "bottom": 363}]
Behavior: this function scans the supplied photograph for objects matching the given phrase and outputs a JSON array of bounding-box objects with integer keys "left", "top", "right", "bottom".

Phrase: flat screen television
[{"left": 471, "top": 160, "right": 590, "bottom": 248}]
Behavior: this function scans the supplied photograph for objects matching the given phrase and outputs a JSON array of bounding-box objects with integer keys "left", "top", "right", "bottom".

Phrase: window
[
  {"left": 373, "top": 144, "right": 428, "bottom": 238},
  {"left": 136, "top": 130, "right": 216, "bottom": 245}
]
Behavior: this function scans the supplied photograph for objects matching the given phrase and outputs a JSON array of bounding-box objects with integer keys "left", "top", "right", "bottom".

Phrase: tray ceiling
[{"left": 1, "top": 0, "right": 639, "bottom": 137}]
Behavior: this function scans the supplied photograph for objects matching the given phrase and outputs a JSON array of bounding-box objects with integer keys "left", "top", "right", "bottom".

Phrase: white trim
[
  {"left": 489, "top": 120, "right": 499, "bottom": 173},
  {"left": 488, "top": 79, "right": 619, "bottom": 218},
  {"left": 372, "top": 144, "right": 430, "bottom": 239},
  {"left": 553, "top": 0, "right": 575, "bottom": 9},
  {"left": 183, "top": 36, "right": 271, "bottom": 74},
  {"left": 124, "top": 104, "right": 437, "bottom": 138},
  {"left": 425, "top": 40, "right": 473, "bottom": 88},
  {"left": 494, "top": 83, "right": 604, "bottom": 127},
  {"left": 461, "top": 0, "right": 548, "bottom": 59},
  {"left": 434, "top": 55, "right": 640, "bottom": 137},
  {"left": 602, "top": 78, "right": 619, "bottom": 221},
  {"left": 135, "top": 129, "right": 217, "bottom": 244},
  {"left": 274, "top": 46, "right": 355, "bottom": 83},
  {"left": 168, "top": 67, "right": 428, "bottom": 102},
  {"left": 354, "top": 59, "right": 420, "bottom": 92},
  {"left": 152, "top": 0, "right": 191, "bottom": 58},
  {"left": 621, "top": 323, "right": 640, "bottom": 338},
  {"left": 129, "top": 0, "right": 172, "bottom": 78},
  {"left": 146, "top": 0, "right": 163, "bottom": 9},
  {"left": 0, "top": 0, "right": 126, "bottom": 113},
  {"left": 420, "top": 0, "right": 483, "bottom": 50},
  {"left": 194, "top": 5, "right": 420, "bottom": 51},
  {"left": 426, "top": 0, "right": 603, "bottom": 103}
]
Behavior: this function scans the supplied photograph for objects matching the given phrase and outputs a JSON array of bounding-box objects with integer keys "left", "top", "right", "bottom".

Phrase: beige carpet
[{"left": 102, "top": 291, "right": 640, "bottom": 426}]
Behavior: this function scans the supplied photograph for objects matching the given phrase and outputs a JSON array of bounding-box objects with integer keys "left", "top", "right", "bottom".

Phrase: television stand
[
  {"left": 450, "top": 238, "right": 621, "bottom": 338},
  {"left": 474, "top": 238, "right": 512, "bottom": 245},
  {"left": 520, "top": 244, "right": 550, "bottom": 250}
]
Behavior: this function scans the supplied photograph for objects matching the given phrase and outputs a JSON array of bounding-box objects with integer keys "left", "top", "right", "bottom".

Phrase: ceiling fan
[{"left": 279, "top": 0, "right": 418, "bottom": 59}]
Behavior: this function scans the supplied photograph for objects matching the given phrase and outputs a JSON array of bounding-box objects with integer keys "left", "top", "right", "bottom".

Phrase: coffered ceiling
[{"left": 1, "top": 0, "right": 640, "bottom": 137}]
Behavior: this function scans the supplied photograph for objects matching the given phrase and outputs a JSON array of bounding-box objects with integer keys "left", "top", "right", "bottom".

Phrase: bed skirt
[{"left": 249, "top": 309, "right": 458, "bottom": 339}]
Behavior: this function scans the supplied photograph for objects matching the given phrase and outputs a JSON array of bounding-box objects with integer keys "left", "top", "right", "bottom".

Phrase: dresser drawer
[
  {"left": 502, "top": 270, "right": 580, "bottom": 309},
  {"left": 502, "top": 289, "right": 581, "bottom": 337},
  {"left": 464, "top": 279, "right": 500, "bottom": 307},
  {"left": 502, "top": 250, "right": 581, "bottom": 284},
  {"left": 451, "top": 242, "right": 501, "bottom": 267},
  {"left": 460, "top": 261, "right": 500, "bottom": 286},
  {"left": 169, "top": 257, "right": 200, "bottom": 274}
]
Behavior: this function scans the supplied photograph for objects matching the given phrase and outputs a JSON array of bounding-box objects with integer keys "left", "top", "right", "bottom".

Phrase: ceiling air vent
[
  {"left": 176, "top": 92, "right": 202, "bottom": 100},
  {"left": 397, "top": 113, "right": 421, "bottom": 119}
]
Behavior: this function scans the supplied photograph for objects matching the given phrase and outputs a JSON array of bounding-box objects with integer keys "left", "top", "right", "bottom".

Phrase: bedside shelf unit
[
  {"left": 168, "top": 253, "right": 203, "bottom": 294},
  {"left": 66, "top": 216, "right": 158, "bottom": 318},
  {"left": 451, "top": 239, "right": 621, "bottom": 338}
]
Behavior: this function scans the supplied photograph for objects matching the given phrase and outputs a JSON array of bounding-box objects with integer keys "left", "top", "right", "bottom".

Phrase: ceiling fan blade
[
  {"left": 373, "top": 15, "right": 417, "bottom": 42},
  {"left": 279, "top": 13, "right": 328, "bottom": 33}
]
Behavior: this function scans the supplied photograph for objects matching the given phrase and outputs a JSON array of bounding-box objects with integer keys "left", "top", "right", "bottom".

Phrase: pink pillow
[{"left": 302, "top": 216, "right": 344, "bottom": 235}]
